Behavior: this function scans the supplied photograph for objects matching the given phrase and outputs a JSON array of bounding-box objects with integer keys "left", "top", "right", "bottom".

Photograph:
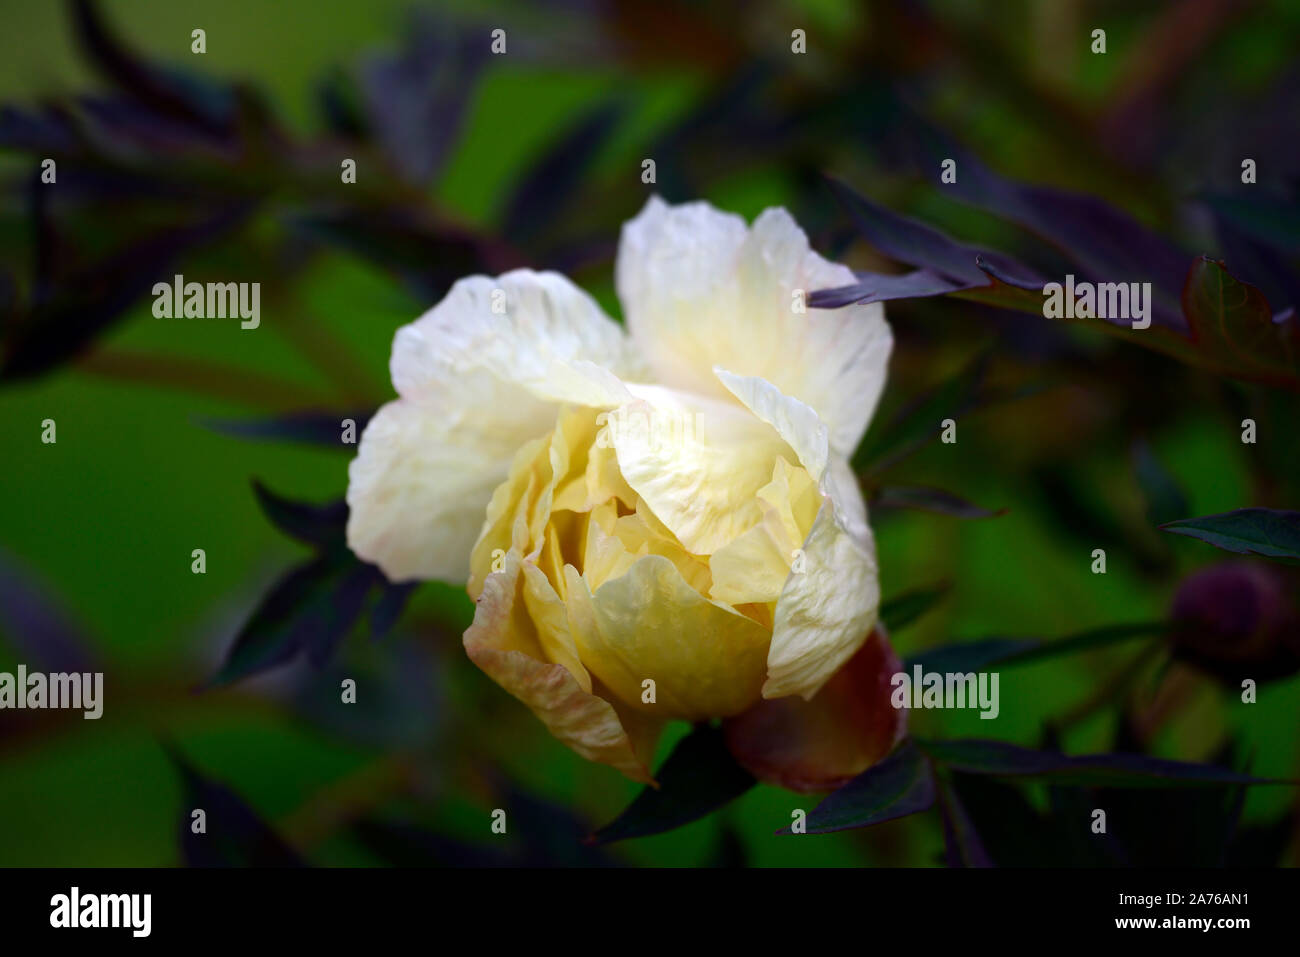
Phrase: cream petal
[
  {"left": 707, "top": 373, "right": 882, "bottom": 701},
  {"left": 392, "top": 269, "right": 637, "bottom": 405},
  {"left": 607, "top": 383, "right": 796, "bottom": 556},
  {"left": 763, "top": 487, "right": 881, "bottom": 701},
  {"left": 617, "top": 198, "right": 892, "bottom": 455},
  {"left": 349, "top": 271, "right": 633, "bottom": 584},
  {"left": 464, "top": 550, "right": 656, "bottom": 784},
  {"left": 347, "top": 398, "right": 524, "bottom": 583}
]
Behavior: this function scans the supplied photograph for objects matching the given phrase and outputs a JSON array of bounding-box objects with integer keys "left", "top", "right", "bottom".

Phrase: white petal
[
  {"left": 617, "top": 198, "right": 892, "bottom": 455},
  {"left": 347, "top": 398, "right": 519, "bottom": 582},
  {"left": 392, "top": 269, "right": 638, "bottom": 406},
  {"left": 347, "top": 270, "right": 633, "bottom": 583}
]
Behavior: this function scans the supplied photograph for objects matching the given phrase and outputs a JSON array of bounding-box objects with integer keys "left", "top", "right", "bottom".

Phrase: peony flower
[{"left": 346, "top": 197, "right": 904, "bottom": 790}]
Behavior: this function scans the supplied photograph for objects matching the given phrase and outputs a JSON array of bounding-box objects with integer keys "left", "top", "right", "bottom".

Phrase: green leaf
[
  {"left": 589, "top": 725, "right": 754, "bottom": 844},
  {"left": 914, "top": 739, "right": 1296, "bottom": 788},
  {"left": 879, "top": 581, "right": 950, "bottom": 634},
  {"left": 781, "top": 740, "right": 935, "bottom": 834},
  {"left": 1161, "top": 508, "right": 1300, "bottom": 565}
]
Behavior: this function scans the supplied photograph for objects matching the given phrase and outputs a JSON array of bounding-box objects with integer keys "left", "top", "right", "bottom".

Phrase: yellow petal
[
  {"left": 563, "top": 558, "right": 771, "bottom": 721},
  {"left": 464, "top": 550, "right": 655, "bottom": 783},
  {"left": 608, "top": 384, "right": 795, "bottom": 556}
]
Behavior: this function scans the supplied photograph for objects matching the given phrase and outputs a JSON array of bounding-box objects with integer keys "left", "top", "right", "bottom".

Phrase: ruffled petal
[
  {"left": 464, "top": 549, "right": 657, "bottom": 783},
  {"left": 347, "top": 398, "right": 522, "bottom": 583},
  {"left": 563, "top": 557, "right": 771, "bottom": 721},
  {"left": 617, "top": 197, "right": 892, "bottom": 455},
  {"left": 763, "top": 453, "right": 881, "bottom": 700},
  {"left": 607, "top": 383, "right": 796, "bottom": 556},
  {"left": 710, "top": 372, "right": 883, "bottom": 701},
  {"left": 348, "top": 271, "right": 633, "bottom": 583},
  {"left": 723, "top": 627, "right": 905, "bottom": 792}
]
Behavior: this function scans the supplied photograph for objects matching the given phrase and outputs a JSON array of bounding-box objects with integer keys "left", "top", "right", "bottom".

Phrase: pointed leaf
[
  {"left": 782, "top": 740, "right": 935, "bottom": 834},
  {"left": 590, "top": 725, "right": 754, "bottom": 844},
  {"left": 1161, "top": 508, "right": 1300, "bottom": 565},
  {"left": 873, "top": 485, "right": 1006, "bottom": 519},
  {"left": 906, "top": 621, "right": 1165, "bottom": 674},
  {"left": 1182, "top": 257, "right": 1299, "bottom": 388},
  {"left": 200, "top": 410, "right": 373, "bottom": 450},
  {"left": 879, "top": 581, "right": 950, "bottom": 634},
  {"left": 1132, "top": 440, "right": 1189, "bottom": 528},
  {"left": 915, "top": 739, "right": 1295, "bottom": 788},
  {"left": 167, "top": 745, "right": 304, "bottom": 867},
  {"left": 251, "top": 480, "right": 348, "bottom": 551},
  {"left": 206, "top": 554, "right": 380, "bottom": 688}
]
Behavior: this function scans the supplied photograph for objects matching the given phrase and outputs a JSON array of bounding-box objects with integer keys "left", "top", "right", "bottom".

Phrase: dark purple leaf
[
  {"left": 896, "top": 132, "right": 1192, "bottom": 330},
  {"left": 167, "top": 745, "right": 304, "bottom": 867},
  {"left": 1181, "top": 257, "right": 1299, "bottom": 388},
  {"left": 359, "top": 13, "right": 486, "bottom": 185},
  {"left": 853, "top": 347, "right": 993, "bottom": 474},
  {"left": 783, "top": 740, "right": 935, "bottom": 834},
  {"left": 824, "top": 176, "right": 1044, "bottom": 290},
  {"left": 915, "top": 739, "right": 1291, "bottom": 788},
  {"left": 936, "top": 776, "right": 993, "bottom": 868},
  {"left": 370, "top": 581, "right": 418, "bottom": 640},
  {"left": 1161, "top": 508, "right": 1300, "bottom": 565},
  {"left": 1, "top": 203, "right": 254, "bottom": 382},
  {"left": 872, "top": 485, "right": 1006, "bottom": 519},
  {"left": 0, "top": 548, "right": 98, "bottom": 673},
  {"left": 1211, "top": 207, "right": 1300, "bottom": 321},
  {"left": 70, "top": 0, "right": 235, "bottom": 140},
  {"left": 251, "top": 480, "right": 348, "bottom": 551},
  {"left": 200, "top": 409, "right": 374, "bottom": 449},
  {"left": 0, "top": 104, "right": 80, "bottom": 153},
  {"left": 205, "top": 553, "right": 380, "bottom": 688},
  {"left": 906, "top": 621, "right": 1166, "bottom": 674},
  {"left": 1131, "top": 439, "right": 1189, "bottom": 528},
  {"left": 879, "top": 580, "right": 950, "bottom": 634},
  {"left": 503, "top": 101, "right": 621, "bottom": 243},
  {"left": 590, "top": 724, "right": 754, "bottom": 844},
  {"left": 287, "top": 207, "right": 511, "bottom": 301},
  {"left": 809, "top": 267, "right": 977, "bottom": 308}
]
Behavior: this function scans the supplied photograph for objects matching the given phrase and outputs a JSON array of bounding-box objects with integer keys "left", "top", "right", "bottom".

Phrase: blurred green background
[{"left": 0, "top": 0, "right": 1297, "bottom": 866}]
